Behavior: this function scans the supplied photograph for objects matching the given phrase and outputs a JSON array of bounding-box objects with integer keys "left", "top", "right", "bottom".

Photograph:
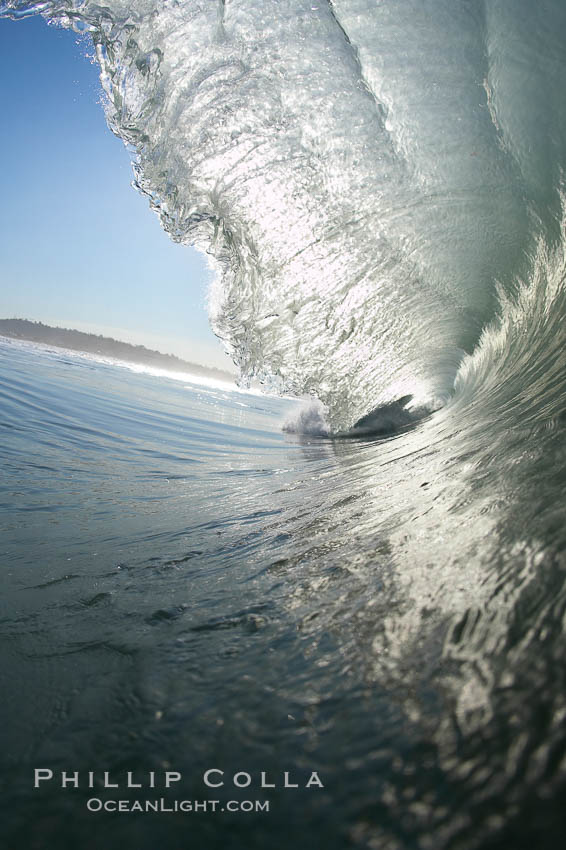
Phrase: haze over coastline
[{"left": 0, "top": 318, "right": 236, "bottom": 382}]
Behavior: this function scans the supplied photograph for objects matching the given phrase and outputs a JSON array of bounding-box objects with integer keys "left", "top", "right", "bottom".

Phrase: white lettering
[
  {"left": 103, "top": 772, "right": 118, "bottom": 788},
  {"left": 284, "top": 772, "right": 298, "bottom": 788},
  {"left": 306, "top": 771, "right": 324, "bottom": 788},
  {"left": 165, "top": 771, "right": 181, "bottom": 788},
  {"left": 203, "top": 769, "right": 224, "bottom": 788},
  {"left": 127, "top": 772, "right": 141, "bottom": 788},
  {"left": 61, "top": 771, "right": 79, "bottom": 788},
  {"left": 233, "top": 772, "right": 251, "bottom": 788},
  {"left": 34, "top": 769, "right": 53, "bottom": 788},
  {"left": 260, "top": 772, "right": 275, "bottom": 788}
]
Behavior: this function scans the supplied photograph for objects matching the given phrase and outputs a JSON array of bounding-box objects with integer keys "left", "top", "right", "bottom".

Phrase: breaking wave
[{"left": 4, "top": 0, "right": 566, "bottom": 430}]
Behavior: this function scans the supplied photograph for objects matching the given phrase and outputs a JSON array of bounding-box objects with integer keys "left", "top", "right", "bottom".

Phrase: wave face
[{"left": 5, "top": 0, "right": 566, "bottom": 428}]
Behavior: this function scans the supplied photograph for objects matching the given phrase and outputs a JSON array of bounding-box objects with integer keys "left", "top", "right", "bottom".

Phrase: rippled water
[{"left": 1, "top": 337, "right": 566, "bottom": 849}]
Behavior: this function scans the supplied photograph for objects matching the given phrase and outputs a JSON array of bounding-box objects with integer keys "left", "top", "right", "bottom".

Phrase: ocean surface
[
  {"left": 2, "top": 0, "right": 566, "bottom": 847},
  {"left": 2, "top": 331, "right": 566, "bottom": 849}
]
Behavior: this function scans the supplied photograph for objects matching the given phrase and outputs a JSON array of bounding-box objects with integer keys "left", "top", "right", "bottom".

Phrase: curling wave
[{"left": 4, "top": 0, "right": 566, "bottom": 429}]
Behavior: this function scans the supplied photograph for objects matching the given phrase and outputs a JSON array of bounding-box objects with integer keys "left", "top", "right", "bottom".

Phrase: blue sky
[{"left": 0, "top": 14, "right": 235, "bottom": 372}]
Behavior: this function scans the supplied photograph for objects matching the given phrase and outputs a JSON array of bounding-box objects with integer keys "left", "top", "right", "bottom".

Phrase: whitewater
[{"left": 1, "top": 1, "right": 566, "bottom": 849}]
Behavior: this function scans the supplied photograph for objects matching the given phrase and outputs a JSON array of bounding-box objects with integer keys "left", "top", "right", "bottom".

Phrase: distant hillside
[{"left": 0, "top": 319, "right": 236, "bottom": 383}]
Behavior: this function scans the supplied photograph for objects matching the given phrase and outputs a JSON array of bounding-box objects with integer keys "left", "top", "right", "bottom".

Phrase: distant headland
[{"left": 0, "top": 319, "right": 236, "bottom": 384}]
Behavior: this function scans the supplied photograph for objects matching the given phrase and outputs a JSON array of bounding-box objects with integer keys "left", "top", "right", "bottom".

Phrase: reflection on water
[{"left": 1, "top": 338, "right": 565, "bottom": 849}]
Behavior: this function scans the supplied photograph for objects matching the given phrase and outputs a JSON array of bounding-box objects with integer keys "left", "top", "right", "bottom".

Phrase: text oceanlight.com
[{"left": 86, "top": 798, "right": 270, "bottom": 814}]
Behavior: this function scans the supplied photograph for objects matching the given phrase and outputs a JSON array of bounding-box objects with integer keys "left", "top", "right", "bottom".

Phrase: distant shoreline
[{"left": 0, "top": 319, "right": 236, "bottom": 384}]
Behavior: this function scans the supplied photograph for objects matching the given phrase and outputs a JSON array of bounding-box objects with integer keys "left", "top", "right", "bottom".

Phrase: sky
[{"left": 0, "top": 14, "right": 236, "bottom": 373}]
